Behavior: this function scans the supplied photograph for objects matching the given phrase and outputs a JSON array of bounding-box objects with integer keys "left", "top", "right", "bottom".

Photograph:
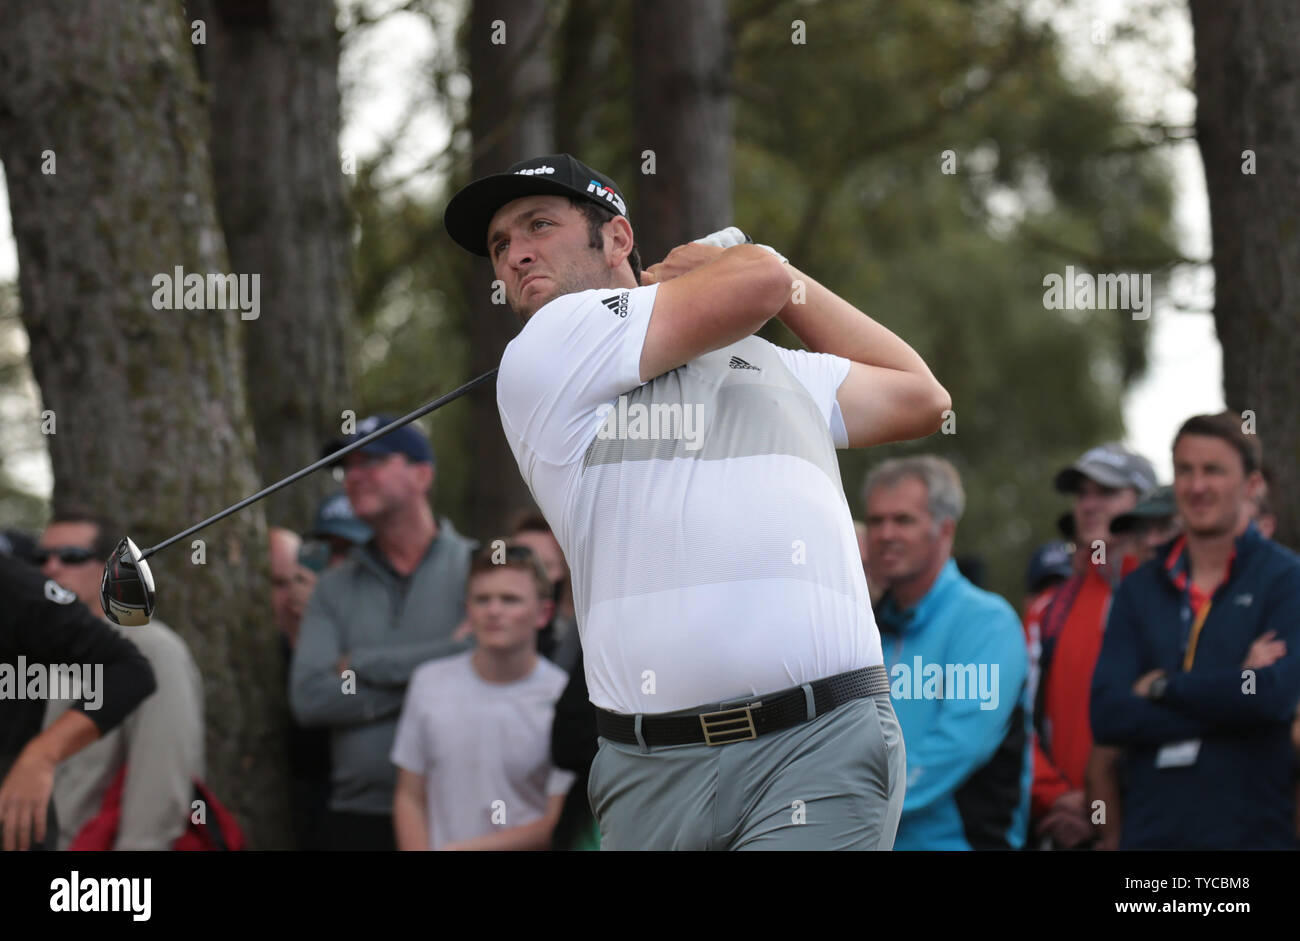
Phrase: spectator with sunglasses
[
  {"left": 34, "top": 508, "right": 204, "bottom": 849},
  {"left": 0, "top": 549, "right": 159, "bottom": 852}
]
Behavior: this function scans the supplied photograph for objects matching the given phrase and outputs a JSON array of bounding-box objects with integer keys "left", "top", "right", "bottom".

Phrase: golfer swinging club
[{"left": 444, "top": 154, "right": 950, "bottom": 850}]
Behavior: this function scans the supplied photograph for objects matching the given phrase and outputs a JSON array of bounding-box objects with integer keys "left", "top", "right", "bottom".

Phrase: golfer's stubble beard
[{"left": 511, "top": 245, "right": 618, "bottom": 323}]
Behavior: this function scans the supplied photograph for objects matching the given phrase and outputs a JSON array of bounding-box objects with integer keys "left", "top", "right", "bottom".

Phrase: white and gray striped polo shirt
[{"left": 498, "top": 283, "right": 884, "bottom": 714}]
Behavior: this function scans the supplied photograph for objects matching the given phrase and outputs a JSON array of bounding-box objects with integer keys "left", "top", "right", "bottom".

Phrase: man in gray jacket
[{"left": 291, "top": 416, "right": 476, "bottom": 850}]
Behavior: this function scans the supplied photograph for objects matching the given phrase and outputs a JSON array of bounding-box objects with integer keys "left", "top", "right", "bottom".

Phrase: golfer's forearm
[{"left": 777, "top": 267, "right": 936, "bottom": 377}]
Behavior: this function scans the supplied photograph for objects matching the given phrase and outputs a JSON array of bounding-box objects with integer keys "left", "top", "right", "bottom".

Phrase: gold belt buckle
[{"left": 699, "top": 702, "right": 760, "bottom": 746}]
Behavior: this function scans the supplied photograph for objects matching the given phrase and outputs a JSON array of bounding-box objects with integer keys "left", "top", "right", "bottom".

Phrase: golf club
[{"left": 100, "top": 368, "right": 499, "bottom": 625}]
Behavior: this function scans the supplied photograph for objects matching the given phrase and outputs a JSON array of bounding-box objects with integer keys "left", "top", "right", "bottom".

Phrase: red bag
[{"left": 69, "top": 764, "right": 246, "bottom": 851}]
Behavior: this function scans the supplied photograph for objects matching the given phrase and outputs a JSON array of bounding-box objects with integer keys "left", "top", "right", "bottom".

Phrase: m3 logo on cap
[
  {"left": 515, "top": 165, "right": 555, "bottom": 175},
  {"left": 587, "top": 179, "right": 627, "bottom": 215}
]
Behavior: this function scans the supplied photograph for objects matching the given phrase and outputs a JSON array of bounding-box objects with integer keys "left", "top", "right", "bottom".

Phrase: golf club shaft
[{"left": 141, "top": 368, "right": 499, "bottom": 560}]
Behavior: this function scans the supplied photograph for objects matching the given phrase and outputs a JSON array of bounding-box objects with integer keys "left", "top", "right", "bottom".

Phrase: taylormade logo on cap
[{"left": 515, "top": 165, "right": 555, "bottom": 175}]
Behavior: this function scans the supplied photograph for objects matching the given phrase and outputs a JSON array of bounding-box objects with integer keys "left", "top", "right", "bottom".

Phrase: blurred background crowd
[{"left": 4, "top": 405, "right": 1295, "bottom": 851}]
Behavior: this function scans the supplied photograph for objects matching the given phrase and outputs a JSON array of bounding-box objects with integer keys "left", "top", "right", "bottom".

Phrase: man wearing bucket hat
[
  {"left": 1030, "top": 443, "right": 1156, "bottom": 849},
  {"left": 445, "top": 153, "right": 950, "bottom": 849}
]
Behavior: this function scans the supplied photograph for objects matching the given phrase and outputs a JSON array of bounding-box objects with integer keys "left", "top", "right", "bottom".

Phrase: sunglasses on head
[{"left": 34, "top": 546, "right": 98, "bottom": 565}]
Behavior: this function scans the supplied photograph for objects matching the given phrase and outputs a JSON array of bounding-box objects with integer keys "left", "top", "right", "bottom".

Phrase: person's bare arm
[
  {"left": 440, "top": 794, "right": 565, "bottom": 852},
  {"left": 0, "top": 710, "right": 100, "bottom": 852},
  {"left": 777, "top": 268, "right": 950, "bottom": 446},
  {"left": 393, "top": 768, "right": 430, "bottom": 851},
  {"left": 638, "top": 243, "right": 792, "bottom": 383},
  {"left": 1085, "top": 745, "right": 1123, "bottom": 850}
]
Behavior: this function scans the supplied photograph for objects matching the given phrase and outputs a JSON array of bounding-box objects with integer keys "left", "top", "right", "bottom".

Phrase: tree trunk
[
  {"left": 465, "top": 0, "right": 554, "bottom": 541},
  {"left": 0, "top": 0, "right": 291, "bottom": 847},
  {"left": 1191, "top": 0, "right": 1300, "bottom": 548},
  {"left": 631, "top": 0, "right": 733, "bottom": 265},
  {"left": 192, "top": 0, "right": 357, "bottom": 532}
]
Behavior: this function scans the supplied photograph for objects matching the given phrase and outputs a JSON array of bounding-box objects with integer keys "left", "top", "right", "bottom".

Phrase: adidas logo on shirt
[
  {"left": 729, "top": 356, "right": 759, "bottom": 371},
  {"left": 601, "top": 293, "right": 629, "bottom": 318}
]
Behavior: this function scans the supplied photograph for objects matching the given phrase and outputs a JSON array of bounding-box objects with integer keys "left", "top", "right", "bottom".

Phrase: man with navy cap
[
  {"left": 290, "top": 415, "right": 477, "bottom": 850},
  {"left": 445, "top": 154, "right": 950, "bottom": 850}
]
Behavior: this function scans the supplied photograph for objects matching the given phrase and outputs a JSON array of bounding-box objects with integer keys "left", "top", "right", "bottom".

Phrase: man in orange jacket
[{"left": 1031, "top": 444, "right": 1156, "bottom": 849}]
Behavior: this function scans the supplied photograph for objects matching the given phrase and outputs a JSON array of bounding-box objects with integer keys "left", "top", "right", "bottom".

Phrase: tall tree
[
  {"left": 463, "top": 0, "right": 554, "bottom": 540},
  {"left": 193, "top": 0, "right": 357, "bottom": 531},
  {"left": 1190, "top": 0, "right": 1300, "bottom": 547},
  {"left": 0, "top": 0, "right": 290, "bottom": 846},
  {"left": 631, "top": 0, "right": 733, "bottom": 264}
]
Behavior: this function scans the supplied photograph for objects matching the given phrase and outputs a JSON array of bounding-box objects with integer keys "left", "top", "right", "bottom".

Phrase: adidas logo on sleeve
[
  {"left": 601, "top": 293, "right": 630, "bottom": 319},
  {"left": 728, "top": 356, "right": 760, "bottom": 371}
]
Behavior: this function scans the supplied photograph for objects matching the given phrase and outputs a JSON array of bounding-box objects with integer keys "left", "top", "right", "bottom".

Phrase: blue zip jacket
[
  {"left": 1090, "top": 523, "right": 1300, "bottom": 849},
  {"left": 877, "top": 559, "right": 1031, "bottom": 850}
]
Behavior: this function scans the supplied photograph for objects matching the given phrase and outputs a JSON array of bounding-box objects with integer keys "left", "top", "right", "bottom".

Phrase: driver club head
[{"left": 100, "top": 537, "right": 156, "bottom": 626}]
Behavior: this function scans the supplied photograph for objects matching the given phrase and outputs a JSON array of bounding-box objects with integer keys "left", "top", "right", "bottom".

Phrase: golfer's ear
[
  {"left": 638, "top": 246, "right": 790, "bottom": 383},
  {"left": 604, "top": 215, "right": 634, "bottom": 271}
]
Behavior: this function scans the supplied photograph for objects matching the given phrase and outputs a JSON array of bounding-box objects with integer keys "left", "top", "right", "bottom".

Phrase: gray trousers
[{"left": 587, "top": 691, "right": 906, "bottom": 850}]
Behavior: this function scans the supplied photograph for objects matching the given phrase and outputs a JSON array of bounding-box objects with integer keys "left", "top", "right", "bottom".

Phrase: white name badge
[{"left": 1155, "top": 739, "right": 1202, "bottom": 769}]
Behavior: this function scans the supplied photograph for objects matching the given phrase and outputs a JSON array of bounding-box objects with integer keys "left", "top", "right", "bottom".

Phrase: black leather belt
[{"left": 595, "top": 665, "right": 890, "bottom": 748}]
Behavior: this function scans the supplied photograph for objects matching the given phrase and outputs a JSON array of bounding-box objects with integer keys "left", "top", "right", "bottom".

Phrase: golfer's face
[{"left": 487, "top": 195, "right": 604, "bottom": 320}]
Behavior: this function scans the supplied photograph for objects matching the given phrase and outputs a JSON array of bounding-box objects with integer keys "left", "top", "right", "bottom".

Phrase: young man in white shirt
[
  {"left": 443, "top": 153, "right": 950, "bottom": 850},
  {"left": 391, "top": 546, "right": 573, "bottom": 850}
]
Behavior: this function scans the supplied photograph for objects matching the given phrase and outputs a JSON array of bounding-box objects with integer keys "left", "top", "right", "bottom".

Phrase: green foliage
[
  {"left": 735, "top": 0, "right": 1181, "bottom": 601},
  {"left": 348, "top": 156, "right": 474, "bottom": 516}
]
